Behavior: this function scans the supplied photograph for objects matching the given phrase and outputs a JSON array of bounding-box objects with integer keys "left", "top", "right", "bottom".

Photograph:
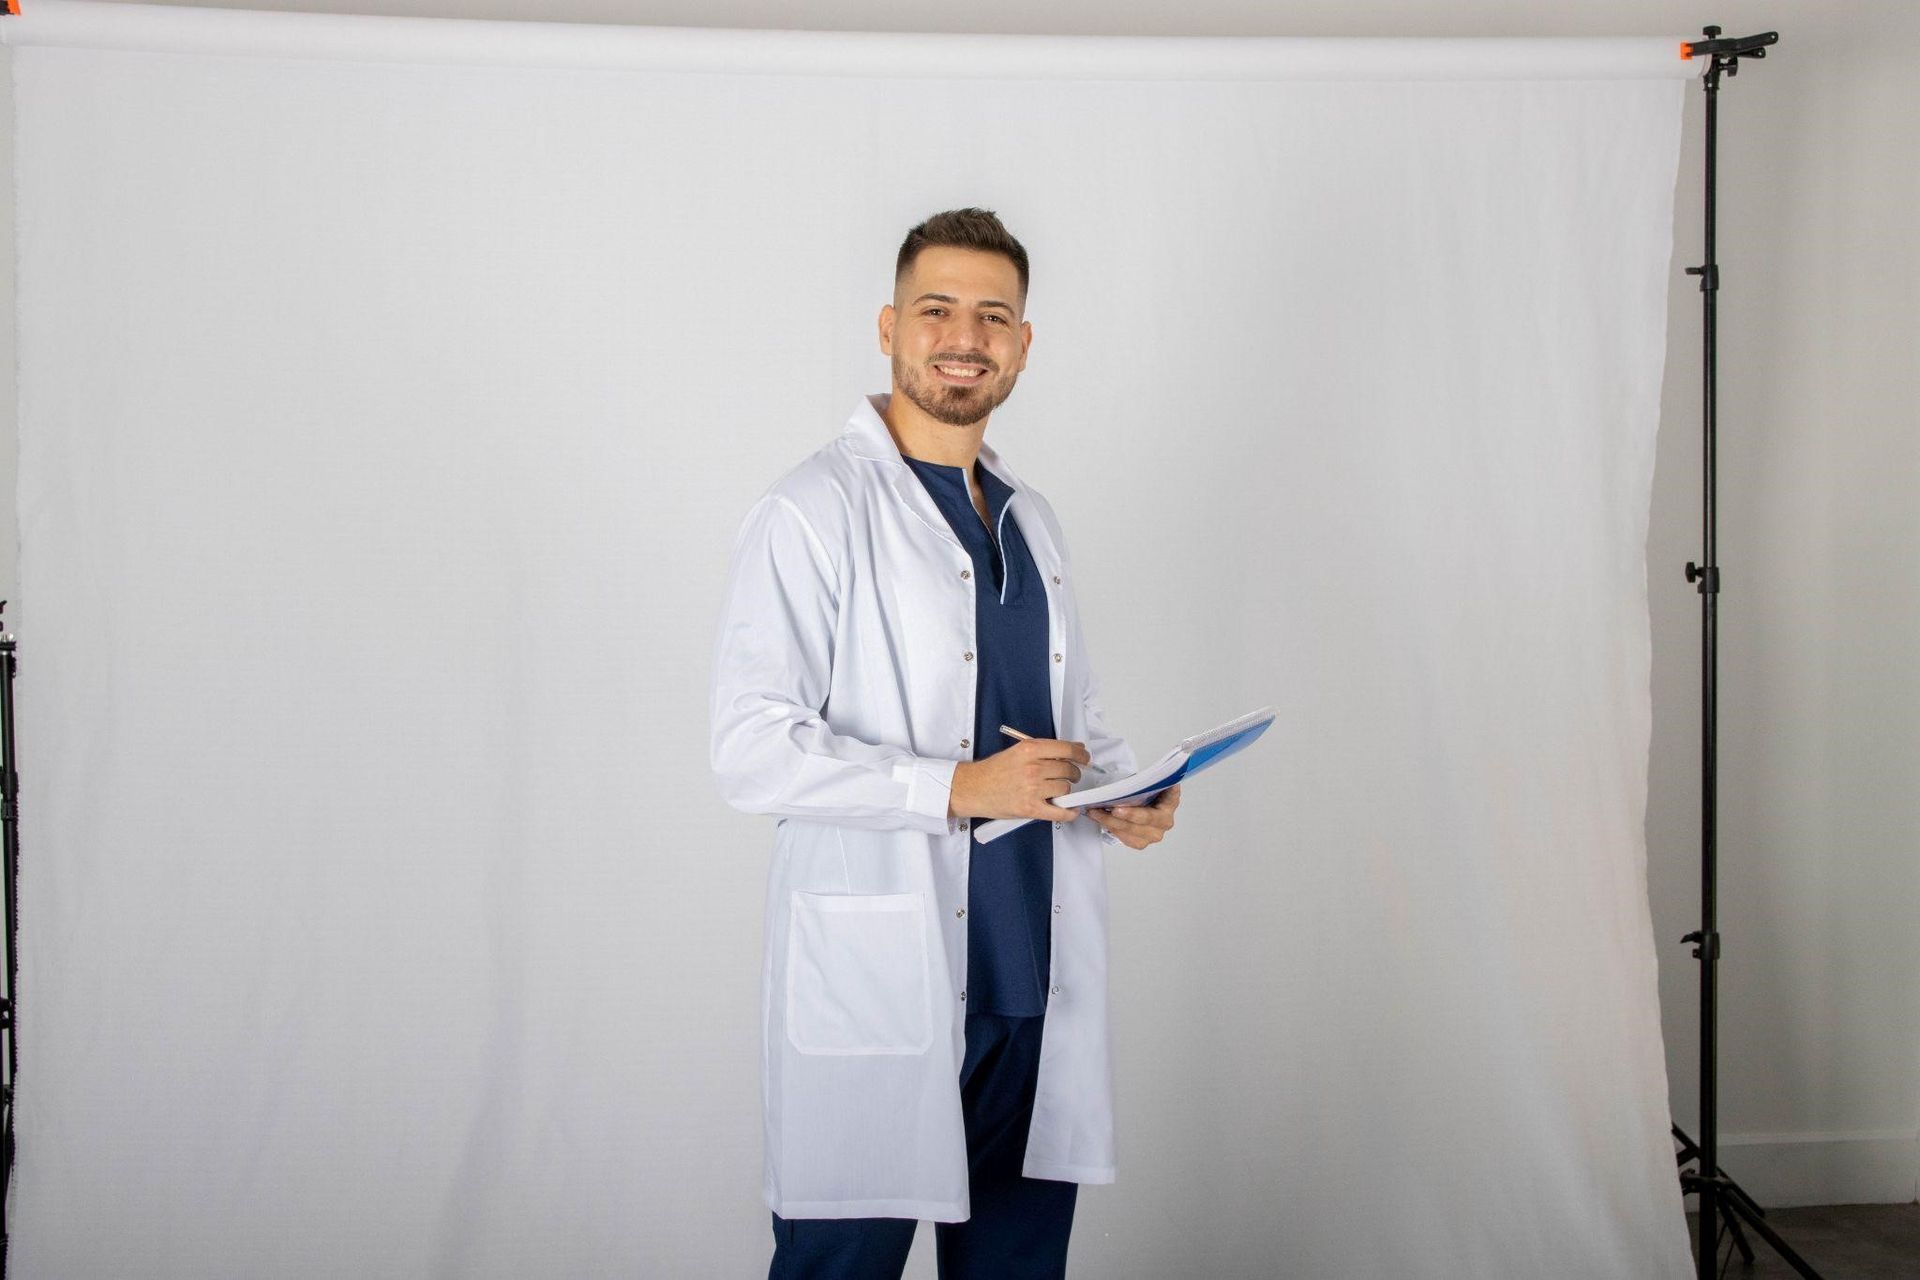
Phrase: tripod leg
[
  {"left": 1674, "top": 1123, "right": 1825, "bottom": 1278},
  {"left": 1721, "top": 1205, "right": 1756, "bottom": 1266},
  {"left": 1720, "top": 1194, "right": 1824, "bottom": 1280}
]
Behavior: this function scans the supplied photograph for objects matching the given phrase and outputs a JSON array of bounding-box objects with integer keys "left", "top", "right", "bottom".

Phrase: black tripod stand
[
  {"left": 1672, "top": 26, "right": 1822, "bottom": 1280},
  {"left": 0, "top": 600, "right": 18, "bottom": 1280}
]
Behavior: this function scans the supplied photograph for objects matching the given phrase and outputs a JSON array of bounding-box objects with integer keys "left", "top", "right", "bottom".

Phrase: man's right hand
[{"left": 949, "top": 739, "right": 1091, "bottom": 822}]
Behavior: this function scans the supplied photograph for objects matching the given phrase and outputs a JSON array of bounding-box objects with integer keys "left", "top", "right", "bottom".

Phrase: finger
[
  {"left": 1085, "top": 808, "right": 1139, "bottom": 846},
  {"left": 1130, "top": 787, "right": 1179, "bottom": 823},
  {"left": 1110, "top": 804, "right": 1171, "bottom": 832},
  {"left": 1142, "top": 786, "right": 1179, "bottom": 812},
  {"left": 1104, "top": 808, "right": 1162, "bottom": 845},
  {"left": 1109, "top": 816, "right": 1150, "bottom": 849}
]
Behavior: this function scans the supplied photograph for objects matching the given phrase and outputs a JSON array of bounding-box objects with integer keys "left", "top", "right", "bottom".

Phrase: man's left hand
[{"left": 1084, "top": 783, "right": 1180, "bottom": 850}]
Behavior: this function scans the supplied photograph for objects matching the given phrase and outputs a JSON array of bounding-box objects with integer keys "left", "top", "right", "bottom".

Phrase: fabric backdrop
[{"left": 3, "top": 3, "right": 1701, "bottom": 1275}]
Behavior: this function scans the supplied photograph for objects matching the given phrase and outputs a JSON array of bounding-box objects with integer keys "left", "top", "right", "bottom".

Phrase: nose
[{"left": 944, "top": 313, "right": 993, "bottom": 356}]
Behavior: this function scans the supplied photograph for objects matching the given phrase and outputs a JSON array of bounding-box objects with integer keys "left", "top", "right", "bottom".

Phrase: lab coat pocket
[{"left": 785, "top": 891, "right": 934, "bottom": 1055}]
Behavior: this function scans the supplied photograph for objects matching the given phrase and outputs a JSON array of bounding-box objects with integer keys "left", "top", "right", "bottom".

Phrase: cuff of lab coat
[
  {"left": 894, "top": 756, "right": 962, "bottom": 836},
  {"left": 1097, "top": 826, "right": 1122, "bottom": 847}
]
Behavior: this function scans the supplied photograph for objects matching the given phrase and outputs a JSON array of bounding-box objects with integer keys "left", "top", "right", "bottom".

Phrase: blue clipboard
[{"left": 974, "top": 704, "right": 1276, "bottom": 843}]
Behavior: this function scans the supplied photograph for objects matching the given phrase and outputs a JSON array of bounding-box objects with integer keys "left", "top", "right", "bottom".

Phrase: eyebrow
[{"left": 911, "top": 293, "right": 1016, "bottom": 316}]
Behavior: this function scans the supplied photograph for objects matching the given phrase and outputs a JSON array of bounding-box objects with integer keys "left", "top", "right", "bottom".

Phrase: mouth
[{"left": 932, "top": 363, "right": 990, "bottom": 385}]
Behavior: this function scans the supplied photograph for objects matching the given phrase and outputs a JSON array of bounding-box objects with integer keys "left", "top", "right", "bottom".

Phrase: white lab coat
[{"left": 709, "top": 392, "right": 1138, "bottom": 1221}]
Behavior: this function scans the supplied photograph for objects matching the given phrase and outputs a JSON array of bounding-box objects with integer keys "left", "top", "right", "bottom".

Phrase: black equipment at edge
[
  {"left": 2, "top": 600, "right": 18, "bottom": 1280},
  {"left": 1674, "top": 24, "right": 1823, "bottom": 1280}
]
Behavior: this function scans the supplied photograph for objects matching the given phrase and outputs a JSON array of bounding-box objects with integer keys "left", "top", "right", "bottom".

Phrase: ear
[
  {"left": 1017, "top": 319, "right": 1033, "bottom": 370},
  {"left": 877, "top": 304, "right": 896, "bottom": 356}
]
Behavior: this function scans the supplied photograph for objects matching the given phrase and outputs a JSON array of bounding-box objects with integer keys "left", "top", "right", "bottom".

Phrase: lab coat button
[
  {"left": 959, "top": 990, "right": 967, "bottom": 1002},
  {"left": 1053, "top": 821, "right": 1062, "bottom": 829},
  {"left": 955, "top": 907, "right": 965, "bottom": 918},
  {"left": 1053, "top": 653, "right": 1062, "bottom": 662},
  {"left": 1050, "top": 986, "right": 1061, "bottom": 996},
  {"left": 1053, "top": 904, "right": 1063, "bottom": 914},
  {"left": 960, "top": 738, "right": 970, "bottom": 748},
  {"left": 1052, "top": 574, "right": 1061, "bottom": 584},
  {"left": 960, "top": 569, "right": 971, "bottom": 580},
  {"left": 964, "top": 651, "right": 974, "bottom": 662},
  {"left": 958, "top": 821, "right": 968, "bottom": 831}
]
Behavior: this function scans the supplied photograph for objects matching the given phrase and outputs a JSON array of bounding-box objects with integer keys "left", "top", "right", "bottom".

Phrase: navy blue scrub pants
[{"left": 768, "top": 1011, "right": 1078, "bottom": 1280}]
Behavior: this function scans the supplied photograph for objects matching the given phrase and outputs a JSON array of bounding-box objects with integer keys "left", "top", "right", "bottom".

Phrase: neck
[{"left": 881, "top": 387, "right": 988, "bottom": 470}]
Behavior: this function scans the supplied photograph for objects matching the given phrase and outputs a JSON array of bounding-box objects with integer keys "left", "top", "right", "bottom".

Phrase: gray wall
[{"left": 5, "top": 0, "right": 1913, "bottom": 1209}]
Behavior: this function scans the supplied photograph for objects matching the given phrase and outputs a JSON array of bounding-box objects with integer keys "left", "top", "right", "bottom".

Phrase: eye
[{"left": 985, "top": 314, "right": 1007, "bottom": 324}]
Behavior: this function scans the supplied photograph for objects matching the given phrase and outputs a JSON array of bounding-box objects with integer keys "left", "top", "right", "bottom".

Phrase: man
[{"left": 709, "top": 208, "right": 1181, "bottom": 1280}]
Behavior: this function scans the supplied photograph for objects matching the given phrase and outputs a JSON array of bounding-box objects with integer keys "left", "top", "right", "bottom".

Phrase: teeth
[{"left": 937, "top": 365, "right": 985, "bottom": 377}]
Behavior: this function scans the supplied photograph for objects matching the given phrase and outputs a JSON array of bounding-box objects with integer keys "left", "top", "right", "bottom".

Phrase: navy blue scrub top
[{"left": 901, "top": 454, "right": 1056, "bottom": 1018}]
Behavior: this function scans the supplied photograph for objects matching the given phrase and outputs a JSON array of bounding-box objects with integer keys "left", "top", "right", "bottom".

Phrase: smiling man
[{"left": 710, "top": 208, "right": 1180, "bottom": 1280}]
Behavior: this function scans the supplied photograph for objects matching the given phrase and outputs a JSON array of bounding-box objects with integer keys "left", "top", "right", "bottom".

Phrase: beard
[{"left": 893, "top": 351, "right": 1019, "bottom": 427}]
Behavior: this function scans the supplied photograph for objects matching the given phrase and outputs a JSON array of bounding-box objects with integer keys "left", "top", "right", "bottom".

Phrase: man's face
[{"left": 879, "top": 246, "right": 1032, "bottom": 427}]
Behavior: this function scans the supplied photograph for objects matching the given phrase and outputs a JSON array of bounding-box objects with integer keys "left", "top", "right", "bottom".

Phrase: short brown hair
[{"left": 895, "top": 208, "right": 1030, "bottom": 305}]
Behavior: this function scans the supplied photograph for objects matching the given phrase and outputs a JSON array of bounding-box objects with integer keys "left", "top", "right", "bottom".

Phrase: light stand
[
  {"left": 1, "top": 600, "right": 18, "bottom": 1278},
  {"left": 1671, "top": 25, "right": 1822, "bottom": 1280}
]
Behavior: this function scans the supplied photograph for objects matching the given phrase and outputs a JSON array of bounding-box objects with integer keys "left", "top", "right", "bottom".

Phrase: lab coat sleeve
[
  {"left": 709, "top": 492, "right": 961, "bottom": 835},
  {"left": 1061, "top": 531, "right": 1139, "bottom": 848},
  {"left": 1082, "top": 659, "right": 1138, "bottom": 780},
  {"left": 1085, "top": 660, "right": 1134, "bottom": 850}
]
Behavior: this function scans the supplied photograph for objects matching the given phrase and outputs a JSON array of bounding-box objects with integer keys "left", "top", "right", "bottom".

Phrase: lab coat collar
[
  {"left": 844, "top": 391, "right": 1057, "bottom": 564},
  {"left": 843, "top": 391, "right": 1028, "bottom": 495}
]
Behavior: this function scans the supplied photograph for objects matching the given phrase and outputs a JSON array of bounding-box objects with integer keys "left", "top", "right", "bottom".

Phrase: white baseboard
[{"left": 1682, "top": 1129, "right": 1920, "bottom": 1208}]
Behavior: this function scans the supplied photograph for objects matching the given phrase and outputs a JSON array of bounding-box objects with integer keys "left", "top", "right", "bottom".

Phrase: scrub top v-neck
[{"left": 901, "top": 453, "right": 1056, "bottom": 1018}]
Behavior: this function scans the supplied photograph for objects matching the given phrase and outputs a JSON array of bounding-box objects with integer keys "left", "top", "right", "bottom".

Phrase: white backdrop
[{"left": 4, "top": 3, "right": 1702, "bottom": 1275}]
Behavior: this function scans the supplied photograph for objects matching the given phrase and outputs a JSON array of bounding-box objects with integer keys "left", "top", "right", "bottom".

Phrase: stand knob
[{"left": 1685, "top": 562, "right": 1722, "bottom": 593}]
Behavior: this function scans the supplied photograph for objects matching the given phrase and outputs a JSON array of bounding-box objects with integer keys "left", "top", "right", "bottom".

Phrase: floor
[{"left": 1685, "top": 1203, "right": 1920, "bottom": 1278}]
